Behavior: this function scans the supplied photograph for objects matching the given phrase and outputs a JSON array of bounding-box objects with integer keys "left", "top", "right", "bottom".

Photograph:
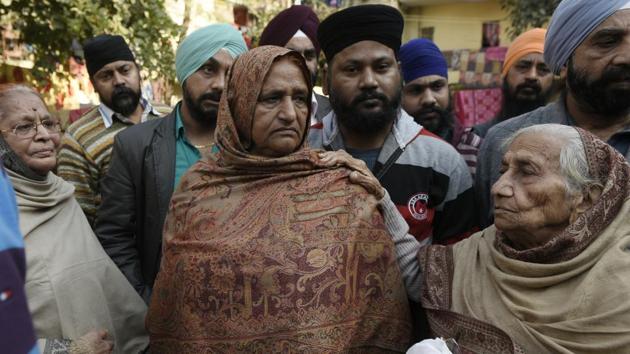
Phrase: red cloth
[
  {"left": 453, "top": 88, "right": 502, "bottom": 127},
  {"left": 68, "top": 106, "right": 94, "bottom": 125}
]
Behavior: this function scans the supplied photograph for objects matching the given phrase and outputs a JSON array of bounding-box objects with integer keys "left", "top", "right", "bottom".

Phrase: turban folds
[
  {"left": 175, "top": 24, "right": 248, "bottom": 85},
  {"left": 399, "top": 38, "right": 448, "bottom": 83},
  {"left": 83, "top": 35, "right": 135, "bottom": 77},
  {"left": 545, "top": 0, "right": 629, "bottom": 74},
  {"left": 501, "top": 28, "right": 546, "bottom": 77},
  {"left": 318, "top": 4, "right": 403, "bottom": 61},
  {"left": 259, "top": 5, "right": 320, "bottom": 56}
]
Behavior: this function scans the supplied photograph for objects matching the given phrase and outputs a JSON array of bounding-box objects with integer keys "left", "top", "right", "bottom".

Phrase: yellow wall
[{"left": 402, "top": 0, "right": 510, "bottom": 51}]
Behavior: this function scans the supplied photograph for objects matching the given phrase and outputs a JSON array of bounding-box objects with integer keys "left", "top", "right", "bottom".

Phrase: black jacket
[{"left": 95, "top": 109, "right": 176, "bottom": 303}]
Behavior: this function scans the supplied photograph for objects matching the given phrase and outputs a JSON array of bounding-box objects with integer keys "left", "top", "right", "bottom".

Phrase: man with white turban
[
  {"left": 95, "top": 24, "right": 248, "bottom": 302},
  {"left": 476, "top": 0, "right": 630, "bottom": 227}
]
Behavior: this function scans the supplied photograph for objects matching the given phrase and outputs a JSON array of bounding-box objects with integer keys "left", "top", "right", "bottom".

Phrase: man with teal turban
[
  {"left": 475, "top": 0, "right": 630, "bottom": 228},
  {"left": 94, "top": 24, "right": 247, "bottom": 303}
]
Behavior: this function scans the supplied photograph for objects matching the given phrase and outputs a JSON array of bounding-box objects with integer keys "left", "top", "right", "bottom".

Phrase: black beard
[
  {"left": 567, "top": 58, "right": 630, "bottom": 117},
  {"left": 411, "top": 105, "right": 454, "bottom": 138},
  {"left": 103, "top": 86, "right": 141, "bottom": 117},
  {"left": 329, "top": 87, "right": 401, "bottom": 135},
  {"left": 183, "top": 84, "right": 220, "bottom": 126},
  {"left": 499, "top": 80, "right": 549, "bottom": 121}
]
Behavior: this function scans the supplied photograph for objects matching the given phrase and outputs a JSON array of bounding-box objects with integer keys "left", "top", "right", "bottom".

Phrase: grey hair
[{"left": 502, "top": 124, "right": 603, "bottom": 197}]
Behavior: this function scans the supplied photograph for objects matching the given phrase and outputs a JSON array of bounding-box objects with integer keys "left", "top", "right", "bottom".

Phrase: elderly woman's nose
[
  {"left": 277, "top": 97, "right": 298, "bottom": 121},
  {"left": 491, "top": 173, "right": 513, "bottom": 197},
  {"left": 34, "top": 122, "right": 52, "bottom": 140}
]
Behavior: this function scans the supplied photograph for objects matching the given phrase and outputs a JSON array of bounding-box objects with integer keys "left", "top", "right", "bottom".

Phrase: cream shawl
[
  {"left": 8, "top": 168, "right": 149, "bottom": 353},
  {"left": 419, "top": 129, "right": 630, "bottom": 353}
]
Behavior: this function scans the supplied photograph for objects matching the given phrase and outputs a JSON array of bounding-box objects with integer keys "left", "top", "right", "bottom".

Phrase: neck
[
  {"left": 566, "top": 91, "right": 630, "bottom": 142},
  {"left": 338, "top": 119, "right": 394, "bottom": 150},
  {"left": 180, "top": 101, "right": 216, "bottom": 146},
  {"left": 128, "top": 104, "right": 144, "bottom": 124}
]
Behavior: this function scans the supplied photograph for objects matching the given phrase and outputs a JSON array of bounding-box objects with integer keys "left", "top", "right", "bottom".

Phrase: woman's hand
[
  {"left": 318, "top": 150, "right": 385, "bottom": 199},
  {"left": 71, "top": 330, "right": 113, "bottom": 354}
]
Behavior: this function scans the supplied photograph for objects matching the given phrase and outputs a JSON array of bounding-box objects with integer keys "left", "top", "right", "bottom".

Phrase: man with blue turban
[
  {"left": 95, "top": 24, "right": 248, "bottom": 303},
  {"left": 400, "top": 38, "right": 482, "bottom": 177},
  {"left": 476, "top": 0, "right": 630, "bottom": 227}
]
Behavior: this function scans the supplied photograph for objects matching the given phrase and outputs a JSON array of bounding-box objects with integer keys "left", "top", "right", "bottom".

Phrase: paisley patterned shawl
[
  {"left": 418, "top": 128, "right": 630, "bottom": 353},
  {"left": 147, "top": 46, "right": 412, "bottom": 353}
]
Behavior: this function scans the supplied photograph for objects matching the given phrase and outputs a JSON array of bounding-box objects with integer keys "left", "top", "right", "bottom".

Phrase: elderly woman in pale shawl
[
  {"left": 393, "top": 123, "right": 630, "bottom": 353},
  {"left": 147, "top": 46, "right": 413, "bottom": 352},
  {"left": 0, "top": 84, "right": 148, "bottom": 353}
]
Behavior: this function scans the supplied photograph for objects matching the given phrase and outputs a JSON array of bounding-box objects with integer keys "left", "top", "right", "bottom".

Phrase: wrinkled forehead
[
  {"left": 506, "top": 132, "right": 564, "bottom": 165},
  {"left": 0, "top": 90, "right": 48, "bottom": 124}
]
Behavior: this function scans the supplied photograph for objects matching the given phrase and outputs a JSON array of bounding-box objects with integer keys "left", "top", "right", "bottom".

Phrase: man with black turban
[
  {"left": 57, "top": 35, "right": 171, "bottom": 225},
  {"left": 309, "top": 4, "right": 478, "bottom": 247},
  {"left": 259, "top": 5, "right": 330, "bottom": 124},
  {"left": 476, "top": 0, "right": 630, "bottom": 227}
]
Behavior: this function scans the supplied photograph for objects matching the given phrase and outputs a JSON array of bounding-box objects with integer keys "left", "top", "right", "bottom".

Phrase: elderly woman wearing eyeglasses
[{"left": 0, "top": 84, "right": 148, "bottom": 354}]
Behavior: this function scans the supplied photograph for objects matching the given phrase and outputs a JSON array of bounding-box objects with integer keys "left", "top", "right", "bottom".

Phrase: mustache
[
  {"left": 515, "top": 81, "right": 541, "bottom": 94},
  {"left": 112, "top": 86, "right": 139, "bottom": 99},
  {"left": 417, "top": 106, "right": 447, "bottom": 116},
  {"left": 197, "top": 91, "right": 222, "bottom": 103},
  {"left": 600, "top": 65, "right": 630, "bottom": 85},
  {"left": 351, "top": 90, "right": 389, "bottom": 106}
]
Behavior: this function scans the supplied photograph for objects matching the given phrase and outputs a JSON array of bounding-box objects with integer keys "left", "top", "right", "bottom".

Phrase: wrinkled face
[
  {"left": 91, "top": 60, "right": 142, "bottom": 117},
  {"left": 328, "top": 41, "right": 402, "bottom": 135},
  {"left": 250, "top": 58, "right": 309, "bottom": 157},
  {"left": 567, "top": 9, "right": 630, "bottom": 117},
  {"left": 401, "top": 74, "right": 450, "bottom": 131},
  {"left": 0, "top": 92, "right": 60, "bottom": 175},
  {"left": 492, "top": 132, "right": 575, "bottom": 249},
  {"left": 505, "top": 53, "right": 553, "bottom": 102},
  {"left": 183, "top": 50, "right": 234, "bottom": 125},
  {"left": 286, "top": 36, "right": 318, "bottom": 85}
]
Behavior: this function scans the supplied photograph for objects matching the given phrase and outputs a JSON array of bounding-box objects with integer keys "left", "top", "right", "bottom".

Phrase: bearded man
[
  {"left": 400, "top": 38, "right": 482, "bottom": 177},
  {"left": 309, "top": 5, "right": 477, "bottom": 245},
  {"left": 57, "top": 35, "right": 171, "bottom": 225},
  {"left": 94, "top": 25, "right": 248, "bottom": 302},
  {"left": 476, "top": 0, "right": 630, "bottom": 227},
  {"left": 474, "top": 28, "right": 553, "bottom": 138}
]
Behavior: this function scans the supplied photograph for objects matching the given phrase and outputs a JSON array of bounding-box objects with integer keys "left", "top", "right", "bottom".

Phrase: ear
[{"left": 569, "top": 185, "right": 603, "bottom": 223}]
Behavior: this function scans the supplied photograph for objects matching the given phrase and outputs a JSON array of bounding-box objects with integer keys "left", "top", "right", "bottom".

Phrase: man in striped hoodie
[{"left": 310, "top": 5, "right": 477, "bottom": 246}]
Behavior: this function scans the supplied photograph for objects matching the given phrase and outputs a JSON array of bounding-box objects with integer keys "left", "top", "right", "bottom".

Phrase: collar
[
  {"left": 319, "top": 108, "right": 422, "bottom": 152},
  {"left": 175, "top": 103, "right": 186, "bottom": 139},
  {"left": 309, "top": 92, "right": 319, "bottom": 126},
  {"left": 99, "top": 97, "right": 158, "bottom": 128}
]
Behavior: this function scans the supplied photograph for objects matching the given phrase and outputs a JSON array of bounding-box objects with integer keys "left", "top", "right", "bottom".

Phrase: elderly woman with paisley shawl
[
  {"left": 146, "top": 46, "right": 415, "bottom": 352},
  {"left": 393, "top": 123, "right": 630, "bottom": 353}
]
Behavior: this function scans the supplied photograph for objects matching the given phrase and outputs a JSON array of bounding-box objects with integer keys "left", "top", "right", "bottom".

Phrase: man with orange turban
[{"left": 474, "top": 28, "right": 553, "bottom": 137}]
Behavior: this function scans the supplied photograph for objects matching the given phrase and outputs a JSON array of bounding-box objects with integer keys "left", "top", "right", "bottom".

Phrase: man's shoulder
[
  {"left": 399, "top": 128, "right": 468, "bottom": 175},
  {"left": 65, "top": 106, "right": 103, "bottom": 136},
  {"left": 149, "top": 101, "right": 172, "bottom": 116},
  {"left": 116, "top": 110, "right": 175, "bottom": 146},
  {"left": 485, "top": 103, "right": 561, "bottom": 143}
]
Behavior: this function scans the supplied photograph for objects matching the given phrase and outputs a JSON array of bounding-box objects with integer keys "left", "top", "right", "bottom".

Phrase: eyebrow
[
  {"left": 590, "top": 28, "right": 627, "bottom": 40},
  {"left": 201, "top": 58, "right": 220, "bottom": 68}
]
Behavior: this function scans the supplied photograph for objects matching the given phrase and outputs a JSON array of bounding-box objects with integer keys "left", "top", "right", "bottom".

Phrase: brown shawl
[
  {"left": 147, "top": 46, "right": 412, "bottom": 353},
  {"left": 418, "top": 128, "right": 630, "bottom": 353}
]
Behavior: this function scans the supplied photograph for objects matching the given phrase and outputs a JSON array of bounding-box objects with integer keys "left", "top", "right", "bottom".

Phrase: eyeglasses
[{"left": 0, "top": 119, "right": 62, "bottom": 139}]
